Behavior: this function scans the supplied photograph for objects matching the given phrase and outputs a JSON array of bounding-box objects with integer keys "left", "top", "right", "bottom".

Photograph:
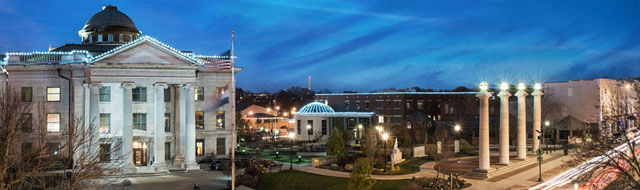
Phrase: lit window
[
  {"left": 21, "top": 113, "right": 32, "bottom": 133},
  {"left": 345, "top": 101, "right": 350, "bottom": 109},
  {"left": 132, "top": 87, "right": 147, "bottom": 102},
  {"left": 195, "top": 87, "right": 204, "bottom": 101},
  {"left": 119, "top": 34, "right": 124, "bottom": 42},
  {"left": 47, "top": 87, "right": 60, "bottom": 102},
  {"left": 100, "top": 114, "right": 110, "bottom": 133},
  {"left": 216, "top": 111, "right": 225, "bottom": 129},
  {"left": 356, "top": 101, "right": 360, "bottom": 109},
  {"left": 21, "top": 87, "right": 32, "bottom": 102},
  {"left": 100, "top": 144, "right": 111, "bottom": 162},
  {"left": 196, "top": 111, "right": 204, "bottom": 130},
  {"left": 48, "top": 142, "right": 61, "bottom": 155},
  {"left": 406, "top": 101, "right": 413, "bottom": 109},
  {"left": 196, "top": 139, "right": 205, "bottom": 156},
  {"left": 47, "top": 113, "right": 60, "bottom": 133},
  {"left": 99, "top": 86, "right": 110, "bottom": 102},
  {"left": 417, "top": 101, "right": 424, "bottom": 109},
  {"left": 98, "top": 34, "right": 103, "bottom": 42},
  {"left": 108, "top": 34, "right": 114, "bottom": 42},
  {"left": 133, "top": 113, "right": 147, "bottom": 130},
  {"left": 216, "top": 87, "right": 224, "bottom": 99},
  {"left": 164, "top": 113, "right": 171, "bottom": 132},
  {"left": 216, "top": 138, "right": 225, "bottom": 155}
]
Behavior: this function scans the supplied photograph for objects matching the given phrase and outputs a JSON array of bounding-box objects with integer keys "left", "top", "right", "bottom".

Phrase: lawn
[
  {"left": 243, "top": 148, "right": 320, "bottom": 165},
  {"left": 256, "top": 170, "right": 409, "bottom": 190},
  {"left": 373, "top": 157, "right": 432, "bottom": 175}
]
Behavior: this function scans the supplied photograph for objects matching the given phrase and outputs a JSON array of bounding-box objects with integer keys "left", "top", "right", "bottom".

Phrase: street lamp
[
  {"left": 275, "top": 130, "right": 280, "bottom": 157},
  {"left": 535, "top": 129, "right": 543, "bottom": 182},
  {"left": 382, "top": 133, "right": 389, "bottom": 172},
  {"left": 375, "top": 126, "right": 383, "bottom": 133},
  {"left": 544, "top": 121, "right": 551, "bottom": 153},
  {"left": 454, "top": 125, "right": 461, "bottom": 132},
  {"left": 288, "top": 133, "right": 295, "bottom": 170}
]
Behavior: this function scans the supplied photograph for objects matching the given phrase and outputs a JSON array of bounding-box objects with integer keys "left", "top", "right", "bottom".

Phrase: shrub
[
  {"left": 459, "top": 139, "right": 477, "bottom": 155},
  {"left": 408, "top": 177, "right": 471, "bottom": 190},
  {"left": 338, "top": 155, "right": 358, "bottom": 166},
  {"left": 245, "top": 159, "right": 268, "bottom": 177},
  {"left": 349, "top": 158, "right": 376, "bottom": 190},
  {"left": 236, "top": 174, "right": 259, "bottom": 188}
]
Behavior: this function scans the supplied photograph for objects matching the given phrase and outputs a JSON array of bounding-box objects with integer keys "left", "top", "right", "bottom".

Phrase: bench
[{"left": 269, "top": 164, "right": 283, "bottom": 172}]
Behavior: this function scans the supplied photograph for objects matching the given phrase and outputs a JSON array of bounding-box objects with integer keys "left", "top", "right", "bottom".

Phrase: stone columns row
[{"left": 476, "top": 82, "right": 543, "bottom": 172}]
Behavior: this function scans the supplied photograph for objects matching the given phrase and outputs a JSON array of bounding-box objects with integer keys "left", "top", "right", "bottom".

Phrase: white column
[
  {"left": 532, "top": 84, "right": 543, "bottom": 154},
  {"left": 89, "top": 83, "right": 101, "bottom": 160},
  {"left": 516, "top": 84, "right": 528, "bottom": 160},
  {"left": 152, "top": 83, "right": 169, "bottom": 173},
  {"left": 477, "top": 83, "right": 492, "bottom": 171},
  {"left": 173, "top": 85, "right": 185, "bottom": 166},
  {"left": 121, "top": 82, "right": 136, "bottom": 173},
  {"left": 498, "top": 87, "right": 511, "bottom": 165},
  {"left": 182, "top": 84, "right": 199, "bottom": 171}
]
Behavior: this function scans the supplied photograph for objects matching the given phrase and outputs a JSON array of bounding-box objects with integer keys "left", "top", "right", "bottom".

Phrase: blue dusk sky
[{"left": 0, "top": 0, "right": 638, "bottom": 92}]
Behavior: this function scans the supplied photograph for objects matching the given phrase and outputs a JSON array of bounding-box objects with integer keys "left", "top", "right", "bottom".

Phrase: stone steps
[{"left": 463, "top": 153, "right": 555, "bottom": 180}]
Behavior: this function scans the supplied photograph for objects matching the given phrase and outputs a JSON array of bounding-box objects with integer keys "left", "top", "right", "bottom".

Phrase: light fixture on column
[
  {"left": 479, "top": 82, "right": 489, "bottom": 91},
  {"left": 534, "top": 83, "right": 542, "bottom": 90},
  {"left": 518, "top": 83, "right": 526, "bottom": 90},
  {"left": 500, "top": 82, "right": 509, "bottom": 90}
]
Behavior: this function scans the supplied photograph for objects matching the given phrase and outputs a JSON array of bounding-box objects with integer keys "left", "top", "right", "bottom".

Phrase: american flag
[{"left": 199, "top": 49, "right": 232, "bottom": 72}]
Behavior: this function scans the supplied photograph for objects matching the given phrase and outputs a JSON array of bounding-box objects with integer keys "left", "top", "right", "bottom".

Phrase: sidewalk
[{"left": 284, "top": 161, "right": 438, "bottom": 180}]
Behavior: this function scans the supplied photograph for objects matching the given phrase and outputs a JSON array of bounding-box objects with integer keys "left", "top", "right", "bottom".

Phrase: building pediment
[{"left": 89, "top": 36, "right": 204, "bottom": 67}]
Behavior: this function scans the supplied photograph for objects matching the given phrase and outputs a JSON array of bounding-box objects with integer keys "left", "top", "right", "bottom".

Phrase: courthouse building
[{"left": 0, "top": 5, "right": 238, "bottom": 172}]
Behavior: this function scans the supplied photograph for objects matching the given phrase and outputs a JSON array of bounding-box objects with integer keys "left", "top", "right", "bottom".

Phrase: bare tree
[
  {"left": 567, "top": 79, "right": 640, "bottom": 189},
  {"left": 0, "top": 86, "right": 124, "bottom": 190},
  {"left": 362, "top": 128, "right": 378, "bottom": 165}
]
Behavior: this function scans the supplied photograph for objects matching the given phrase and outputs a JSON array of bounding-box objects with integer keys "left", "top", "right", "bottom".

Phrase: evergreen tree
[
  {"left": 349, "top": 158, "right": 376, "bottom": 190},
  {"left": 327, "top": 129, "right": 346, "bottom": 158}
]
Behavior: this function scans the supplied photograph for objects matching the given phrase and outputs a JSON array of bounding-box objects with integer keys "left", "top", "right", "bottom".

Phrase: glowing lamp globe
[
  {"left": 382, "top": 133, "right": 389, "bottom": 140},
  {"left": 500, "top": 82, "right": 509, "bottom": 90},
  {"left": 518, "top": 83, "right": 526, "bottom": 90},
  {"left": 479, "top": 82, "right": 489, "bottom": 91},
  {"left": 288, "top": 133, "right": 295, "bottom": 139},
  {"left": 534, "top": 83, "right": 542, "bottom": 90},
  {"left": 454, "top": 125, "right": 461, "bottom": 132}
]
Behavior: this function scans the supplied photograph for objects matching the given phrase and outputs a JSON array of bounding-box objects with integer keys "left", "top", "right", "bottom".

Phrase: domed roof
[
  {"left": 298, "top": 102, "right": 335, "bottom": 113},
  {"left": 80, "top": 5, "right": 140, "bottom": 34}
]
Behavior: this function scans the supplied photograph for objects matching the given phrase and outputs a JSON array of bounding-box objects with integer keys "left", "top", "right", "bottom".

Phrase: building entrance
[{"left": 133, "top": 142, "right": 148, "bottom": 166}]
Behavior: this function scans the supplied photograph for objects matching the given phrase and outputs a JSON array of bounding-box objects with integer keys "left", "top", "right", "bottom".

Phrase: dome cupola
[
  {"left": 298, "top": 102, "right": 335, "bottom": 113},
  {"left": 78, "top": 5, "right": 142, "bottom": 45}
]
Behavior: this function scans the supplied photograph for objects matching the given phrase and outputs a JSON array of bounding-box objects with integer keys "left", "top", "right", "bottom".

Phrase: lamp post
[
  {"left": 288, "top": 133, "right": 295, "bottom": 170},
  {"left": 275, "top": 130, "right": 280, "bottom": 158},
  {"left": 382, "top": 132, "right": 389, "bottom": 172},
  {"left": 357, "top": 124, "right": 363, "bottom": 144},
  {"left": 536, "top": 129, "right": 543, "bottom": 182}
]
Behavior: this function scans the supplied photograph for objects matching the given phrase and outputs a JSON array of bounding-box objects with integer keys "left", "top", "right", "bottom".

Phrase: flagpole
[{"left": 230, "top": 30, "right": 237, "bottom": 190}]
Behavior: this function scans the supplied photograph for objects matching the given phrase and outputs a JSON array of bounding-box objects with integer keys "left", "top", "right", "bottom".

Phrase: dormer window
[
  {"left": 98, "top": 34, "right": 103, "bottom": 42},
  {"left": 119, "top": 34, "right": 124, "bottom": 42},
  {"left": 89, "top": 35, "right": 93, "bottom": 43},
  {"left": 108, "top": 34, "right": 114, "bottom": 42},
  {"left": 128, "top": 35, "right": 132, "bottom": 41}
]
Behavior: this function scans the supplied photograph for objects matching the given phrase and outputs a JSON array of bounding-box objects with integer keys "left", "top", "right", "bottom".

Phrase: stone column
[
  {"left": 477, "top": 83, "right": 492, "bottom": 171},
  {"left": 182, "top": 84, "right": 199, "bottom": 171},
  {"left": 532, "top": 84, "right": 543, "bottom": 154},
  {"left": 121, "top": 82, "right": 137, "bottom": 173},
  {"left": 174, "top": 85, "right": 185, "bottom": 166},
  {"left": 515, "top": 84, "right": 528, "bottom": 160},
  {"left": 89, "top": 83, "right": 101, "bottom": 160},
  {"left": 498, "top": 85, "right": 511, "bottom": 165},
  {"left": 152, "top": 83, "right": 169, "bottom": 173}
]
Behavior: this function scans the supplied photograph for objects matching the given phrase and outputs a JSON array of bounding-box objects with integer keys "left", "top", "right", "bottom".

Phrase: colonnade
[{"left": 476, "top": 82, "right": 543, "bottom": 171}]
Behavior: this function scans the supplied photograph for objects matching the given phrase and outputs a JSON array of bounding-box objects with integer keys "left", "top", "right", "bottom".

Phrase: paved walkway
[{"left": 284, "top": 161, "right": 438, "bottom": 180}]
